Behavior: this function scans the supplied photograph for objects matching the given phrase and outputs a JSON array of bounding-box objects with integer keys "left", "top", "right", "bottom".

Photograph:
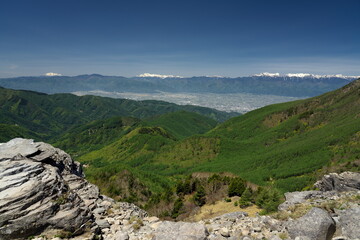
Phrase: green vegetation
[
  {"left": 228, "top": 177, "right": 246, "bottom": 197},
  {"left": 1, "top": 79, "right": 359, "bottom": 218},
  {"left": 76, "top": 79, "right": 360, "bottom": 214},
  {"left": 0, "top": 124, "right": 39, "bottom": 142},
  {"left": 239, "top": 188, "right": 252, "bottom": 208},
  {"left": 145, "top": 111, "right": 218, "bottom": 140},
  {"left": 0, "top": 87, "right": 235, "bottom": 141}
]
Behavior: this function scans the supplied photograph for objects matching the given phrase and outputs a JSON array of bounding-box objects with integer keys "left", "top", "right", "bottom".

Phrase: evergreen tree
[
  {"left": 171, "top": 197, "right": 184, "bottom": 218},
  {"left": 228, "top": 177, "right": 246, "bottom": 197},
  {"left": 193, "top": 186, "right": 206, "bottom": 206},
  {"left": 239, "top": 188, "right": 252, "bottom": 208}
]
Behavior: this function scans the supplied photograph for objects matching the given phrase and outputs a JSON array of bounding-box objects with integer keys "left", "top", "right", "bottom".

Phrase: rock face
[
  {"left": 315, "top": 172, "right": 360, "bottom": 192},
  {"left": 337, "top": 207, "right": 360, "bottom": 239},
  {"left": 287, "top": 207, "right": 336, "bottom": 240},
  {"left": 0, "top": 138, "right": 96, "bottom": 239}
]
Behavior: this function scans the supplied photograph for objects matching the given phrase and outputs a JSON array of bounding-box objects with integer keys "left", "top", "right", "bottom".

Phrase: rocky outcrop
[
  {"left": 0, "top": 138, "right": 94, "bottom": 239},
  {"left": 286, "top": 207, "right": 336, "bottom": 240},
  {"left": 1, "top": 138, "right": 360, "bottom": 240},
  {"left": 278, "top": 191, "right": 323, "bottom": 211},
  {"left": 315, "top": 172, "right": 360, "bottom": 192}
]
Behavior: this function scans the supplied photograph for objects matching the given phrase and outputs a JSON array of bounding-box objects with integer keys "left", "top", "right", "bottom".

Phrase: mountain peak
[
  {"left": 44, "top": 72, "right": 62, "bottom": 77},
  {"left": 253, "top": 72, "right": 281, "bottom": 77},
  {"left": 137, "top": 73, "right": 183, "bottom": 78},
  {"left": 253, "top": 72, "right": 360, "bottom": 79}
]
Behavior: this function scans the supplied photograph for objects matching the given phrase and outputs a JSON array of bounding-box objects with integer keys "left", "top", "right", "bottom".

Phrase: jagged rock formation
[
  {"left": 0, "top": 138, "right": 93, "bottom": 239},
  {"left": 315, "top": 172, "right": 360, "bottom": 192},
  {"left": 1, "top": 138, "right": 360, "bottom": 240},
  {"left": 0, "top": 138, "right": 145, "bottom": 240}
]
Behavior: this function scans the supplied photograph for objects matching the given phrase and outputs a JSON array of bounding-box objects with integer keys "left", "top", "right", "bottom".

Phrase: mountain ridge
[{"left": 0, "top": 73, "right": 357, "bottom": 97}]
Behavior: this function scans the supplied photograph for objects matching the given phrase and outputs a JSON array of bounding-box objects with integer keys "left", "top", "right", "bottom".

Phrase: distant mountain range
[{"left": 0, "top": 73, "right": 358, "bottom": 97}]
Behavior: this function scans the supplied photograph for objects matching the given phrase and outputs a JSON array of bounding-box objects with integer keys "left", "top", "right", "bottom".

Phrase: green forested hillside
[
  {"left": 0, "top": 124, "right": 40, "bottom": 142},
  {"left": 1, "top": 80, "right": 359, "bottom": 217},
  {"left": 55, "top": 111, "right": 217, "bottom": 156},
  {"left": 78, "top": 79, "right": 360, "bottom": 201},
  {"left": 145, "top": 111, "right": 218, "bottom": 140},
  {"left": 0, "top": 87, "right": 235, "bottom": 141}
]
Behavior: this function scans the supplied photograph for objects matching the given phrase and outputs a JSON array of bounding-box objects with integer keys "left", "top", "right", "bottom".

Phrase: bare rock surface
[
  {"left": 287, "top": 207, "right": 336, "bottom": 240},
  {"left": 315, "top": 172, "right": 360, "bottom": 192},
  {"left": 0, "top": 139, "right": 94, "bottom": 239},
  {"left": 337, "top": 207, "right": 360, "bottom": 239},
  {"left": 278, "top": 191, "right": 323, "bottom": 211},
  {"left": 153, "top": 221, "right": 208, "bottom": 240}
]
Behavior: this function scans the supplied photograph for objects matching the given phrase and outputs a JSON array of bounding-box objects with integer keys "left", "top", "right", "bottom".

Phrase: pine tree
[
  {"left": 239, "top": 188, "right": 252, "bottom": 208},
  {"left": 193, "top": 186, "right": 206, "bottom": 206}
]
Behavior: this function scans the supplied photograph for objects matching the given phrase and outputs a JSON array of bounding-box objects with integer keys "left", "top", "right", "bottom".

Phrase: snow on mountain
[
  {"left": 138, "top": 73, "right": 183, "bottom": 78},
  {"left": 253, "top": 73, "right": 360, "bottom": 79},
  {"left": 44, "top": 72, "right": 62, "bottom": 76},
  {"left": 253, "top": 72, "right": 281, "bottom": 77}
]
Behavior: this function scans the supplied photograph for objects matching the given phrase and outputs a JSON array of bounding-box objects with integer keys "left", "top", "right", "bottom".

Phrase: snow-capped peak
[
  {"left": 285, "top": 73, "right": 312, "bottom": 78},
  {"left": 253, "top": 72, "right": 280, "bottom": 77},
  {"left": 44, "top": 72, "right": 62, "bottom": 76},
  {"left": 253, "top": 72, "right": 360, "bottom": 79},
  {"left": 138, "top": 73, "right": 183, "bottom": 79}
]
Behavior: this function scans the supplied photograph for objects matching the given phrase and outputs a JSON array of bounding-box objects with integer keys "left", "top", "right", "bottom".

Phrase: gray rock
[
  {"left": 96, "top": 219, "right": 110, "bottom": 229},
  {"left": 287, "top": 207, "right": 336, "bottom": 240},
  {"left": 332, "top": 237, "right": 348, "bottom": 240},
  {"left": 337, "top": 207, "right": 360, "bottom": 239},
  {"left": 94, "top": 207, "right": 106, "bottom": 215},
  {"left": 153, "top": 221, "right": 208, "bottom": 240},
  {"left": 278, "top": 191, "right": 322, "bottom": 210},
  {"left": 220, "top": 227, "right": 230, "bottom": 237},
  {"left": 212, "top": 211, "right": 248, "bottom": 222},
  {"left": 242, "top": 237, "right": 252, "bottom": 240},
  {"left": 315, "top": 172, "right": 360, "bottom": 192},
  {"left": 208, "top": 234, "right": 227, "bottom": 240},
  {"left": 0, "top": 138, "right": 95, "bottom": 240},
  {"left": 269, "top": 236, "right": 282, "bottom": 240},
  {"left": 0, "top": 138, "right": 39, "bottom": 158},
  {"left": 295, "top": 237, "right": 311, "bottom": 240},
  {"left": 114, "top": 231, "right": 129, "bottom": 240}
]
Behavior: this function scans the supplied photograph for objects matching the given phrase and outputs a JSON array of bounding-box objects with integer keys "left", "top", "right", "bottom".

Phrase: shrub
[
  {"left": 193, "top": 186, "right": 206, "bottom": 206},
  {"left": 239, "top": 188, "right": 252, "bottom": 208},
  {"left": 255, "top": 187, "right": 282, "bottom": 214},
  {"left": 171, "top": 198, "right": 184, "bottom": 218},
  {"left": 228, "top": 177, "right": 246, "bottom": 197}
]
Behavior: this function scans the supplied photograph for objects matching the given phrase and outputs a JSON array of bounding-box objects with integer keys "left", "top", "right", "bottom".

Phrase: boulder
[
  {"left": 337, "top": 207, "right": 360, "bottom": 239},
  {"left": 286, "top": 207, "right": 335, "bottom": 240},
  {"left": 114, "top": 231, "right": 129, "bottom": 240},
  {"left": 278, "top": 190, "right": 323, "bottom": 211},
  {"left": 314, "top": 172, "right": 360, "bottom": 192},
  {"left": 220, "top": 227, "right": 230, "bottom": 237},
  {"left": 153, "top": 221, "right": 208, "bottom": 240},
  {"left": 0, "top": 139, "right": 97, "bottom": 240}
]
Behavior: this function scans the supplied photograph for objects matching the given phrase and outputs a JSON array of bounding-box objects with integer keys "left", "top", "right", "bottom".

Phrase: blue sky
[{"left": 0, "top": 0, "right": 359, "bottom": 77}]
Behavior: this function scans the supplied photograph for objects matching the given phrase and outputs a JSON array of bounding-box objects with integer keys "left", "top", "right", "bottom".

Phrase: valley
[
  {"left": 0, "top": 78, "right": 359, "bottom": 223},
  {"left": 72, "top": 90, "right": 303, "bottom": 114}
]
